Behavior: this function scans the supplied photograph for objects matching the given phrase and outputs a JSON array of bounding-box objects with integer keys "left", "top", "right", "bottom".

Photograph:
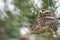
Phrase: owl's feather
[{"left": 32, "top": 9, "right": 57, "bottom": 34}]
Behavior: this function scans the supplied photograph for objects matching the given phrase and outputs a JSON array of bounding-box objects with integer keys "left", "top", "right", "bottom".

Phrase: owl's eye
[
  {"left": 39, "top": 12, "right": 42, "bottom": 15},
  {"left": 44, "top": 10, "right": 50, "bottom": 14},
  {"left": 44, "top": 11, "right": 49, "bottom": 13},
  {"left": 40, "top": 12, "right": 41, "bottom": 14},
  {"left": 45, "top": 12, "right": 48, "bottom": 15},
  {"left": 45, "top": 12, "right": 52, "bottom": 16}
]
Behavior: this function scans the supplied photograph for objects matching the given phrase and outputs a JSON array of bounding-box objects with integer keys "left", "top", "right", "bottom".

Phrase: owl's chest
[
  {"left": 32, "top": 17, "right": 56, "bottom": 34},
  {"left": 36, "top": 17, "right": 55, "bottom": 26},
  {"left": 32, "top": 9, "right": 57, "bottom": 34}
]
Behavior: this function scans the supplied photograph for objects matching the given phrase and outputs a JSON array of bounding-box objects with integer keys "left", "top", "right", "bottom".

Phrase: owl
[{"left": 32, "top": 9, "right": 57, "bottom": 34}]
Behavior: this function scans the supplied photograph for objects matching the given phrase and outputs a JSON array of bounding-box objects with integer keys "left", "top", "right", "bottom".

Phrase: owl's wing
[{"left": 32, "top": 17, "right": 41, "bottom": 34}]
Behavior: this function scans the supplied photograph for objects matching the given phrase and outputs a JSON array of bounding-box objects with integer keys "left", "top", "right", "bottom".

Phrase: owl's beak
[{"left": 40, "top": 13, "right": 45, "bottom": 17}]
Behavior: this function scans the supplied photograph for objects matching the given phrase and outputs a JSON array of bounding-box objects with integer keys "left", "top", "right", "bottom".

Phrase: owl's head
[{"left": 39, "top": 9, "right": 52, "bottom": 17}]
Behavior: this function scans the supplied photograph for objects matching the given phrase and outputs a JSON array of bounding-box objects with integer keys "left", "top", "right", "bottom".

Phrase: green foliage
[
  {"left": 0, "top": 0, "right": 59, "bottom": 40},
  {"left": 13, "top": 0, "right": 38, "bottom": 27},
  {"left": 42, "top": 0, "right": 54, "bottom": 9},
  {"left": 0, "top": 0, "right": 37, "bottom": 38}
]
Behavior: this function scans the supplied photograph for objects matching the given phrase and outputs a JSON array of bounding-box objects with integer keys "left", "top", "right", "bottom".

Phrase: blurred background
[{"left": 0, "top": 0, "right": 60, "bottom": 40}]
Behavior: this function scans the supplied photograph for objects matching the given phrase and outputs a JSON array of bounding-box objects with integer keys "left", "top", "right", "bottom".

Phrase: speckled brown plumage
[{"left": 32, "top": 9, "right": 57, "bottom": 34}]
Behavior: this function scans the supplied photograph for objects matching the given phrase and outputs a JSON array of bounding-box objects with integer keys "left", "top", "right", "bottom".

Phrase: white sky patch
[
  {"left": 0, "top": 0, "right": 5, "bottom": 11},
  {"left": 33, "top": 0, "right": 42, "bottom": 8},
  {"left": 8, "top": 4, "right": 15, "bottom": 11},
  {"left": 7, "top": 0, "right": 20, "bottom": 15},
  {"left": 0, "top": 10, "right": 8, "bottom": 21},
  {"left": 34, "top": 0, "right": 38, "bottom": 4},
  {"left": 57, "top": 27, "right": 60, "bottom": 35},
  {"left": 54, "top": 0, "right": 60, "bottom": 18},
  {"left": 55, "top": 7, "right": 60, "bottom": 17},
  {"left": 0, "top": 0, "right": 20, "bottom": 21},
  {"left": 20, "top": 27, "right": 30, "bottom": 35}
]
